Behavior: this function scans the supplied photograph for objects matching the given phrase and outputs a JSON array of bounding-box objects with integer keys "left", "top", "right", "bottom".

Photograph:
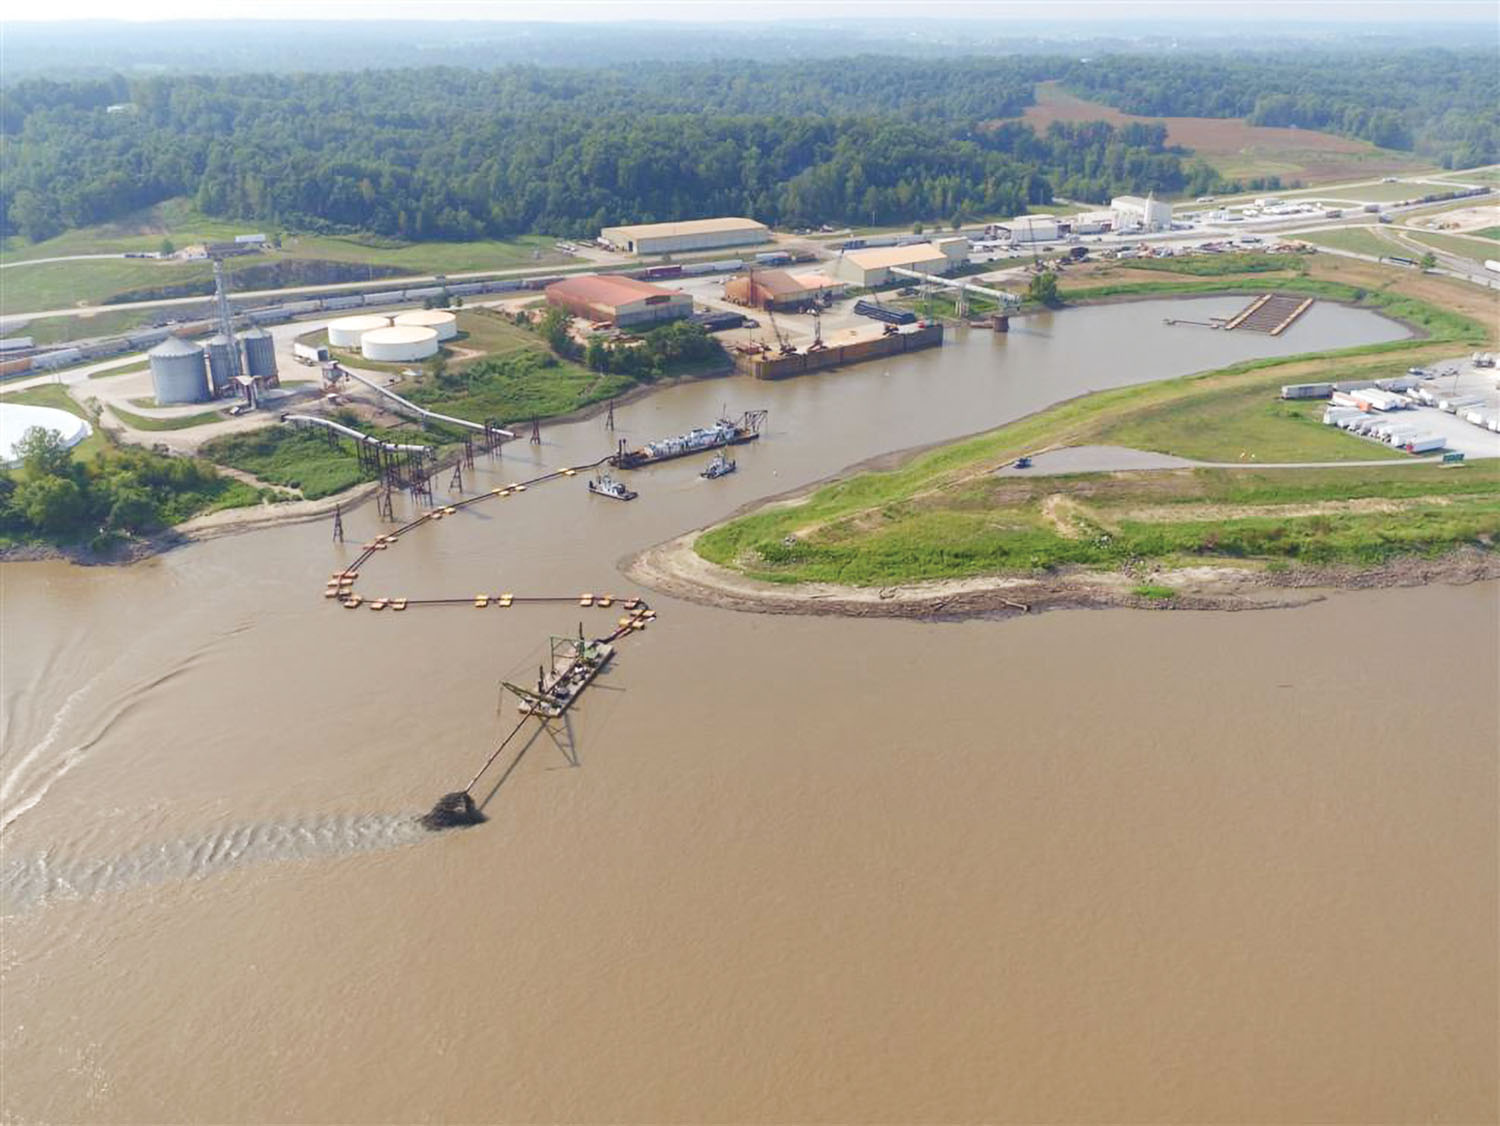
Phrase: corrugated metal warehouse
[
  {"left": 544, "top": 276, "right": 693, "bottom": 328},
  {"left": 725, "top": 269, "right": 847, "bottom": 311},
  {"left": 598, "top": 217, "right": 771, "bottom": 256},
  {"left": 835, "top": 243, "right": 952, "bottom": 287}
]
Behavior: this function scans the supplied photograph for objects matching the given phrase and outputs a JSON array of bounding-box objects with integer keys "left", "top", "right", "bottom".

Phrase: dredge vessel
[
  {"left": 609, "top": 409, "right": 766, "bottom": 469},
  {"left": 504, "top": 630, "right": 616, "bottom": 719}
]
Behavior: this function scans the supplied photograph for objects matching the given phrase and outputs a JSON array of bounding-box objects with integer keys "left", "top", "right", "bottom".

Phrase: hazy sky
[{"left": 6, "top": 0, "right": 1497, "bottom": 22}]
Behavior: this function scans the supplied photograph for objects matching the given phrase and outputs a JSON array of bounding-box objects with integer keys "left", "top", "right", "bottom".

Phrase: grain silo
[
  {"left": 327, "top": 314, "right": 391, "bottom": 348},
  {"left": 361, "top": 326, "right": 439, "bottom": 362},
  {"left": 239, "top": 326, "right": 278, "bottom": 380},
  {"left": 148, "top": 335, "right": 210, "bottom": 404},
  {"left": 393, "top": 309, "right": 459, "bottom": 341},
  {"left": 203, "top": 334, "right": 236, "bottom": 393}
]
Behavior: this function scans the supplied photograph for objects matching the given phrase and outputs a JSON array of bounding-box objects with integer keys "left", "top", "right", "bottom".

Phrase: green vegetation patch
[
  {"left": 0, "top": 425, "right": 261, "bottom": 551},
  {"left": 110, "top": 404, "right": 226, "bottom": 431},
  {"left": 201, "top": 426, "right": 376, "bottom": 499},
  {"left": 1299, "top": 228, "right": 1400, "bottom": 259},
  {"left": 1133, "top": 584, "right": 1177, "bottom": 600},
  {"left": 1400, "top": 230, "right": 1498, "bottom": 262},
  {"left": 407, "top": 349, "right": 632, "bottom": 425},
  {"left": 701, "top": 462, "right": 1500, "bottom": 585},
  {"left": 696, "top": 280, "right": 1494, "bottom": 585},
  {"left": 1092, "top": 377, "right": 1405, "bottom": 463},
  {"left": 20, "top": 308, "right": 162, "bottom": 347},
  {"left": 1116, "top": 252, "right": 1307, "bottom": 277}
]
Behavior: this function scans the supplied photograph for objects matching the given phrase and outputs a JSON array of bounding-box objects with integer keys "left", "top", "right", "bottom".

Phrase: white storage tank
[
  {"left": 360, "top": 326, "right": 439, "bottom": 362},
  {"left": 327, "top": 314, "right": 391, "bottom": 348},
  {"left": 148, "top": 335, "right": 210, "bottom": 404},
  {"left": 393, "top": 309, "right": 458, "bottom": 341}
]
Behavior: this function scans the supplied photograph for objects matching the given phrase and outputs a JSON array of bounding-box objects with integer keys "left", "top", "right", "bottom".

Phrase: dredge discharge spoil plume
[{"left": 324, "top": 455, "right": 659, "bottom": 831}]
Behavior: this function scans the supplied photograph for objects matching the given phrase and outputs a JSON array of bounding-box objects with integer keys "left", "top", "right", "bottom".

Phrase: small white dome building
[
  {"left": 360, "top": 326, "right": 439, "bottom": 362},
  {"left": 393, "top": 309, "right": 458, "bottom": 341},
  {"left": 327, "top": 314, "right": 391, "bottom": 348},
  {"left": 0, "top": 403, "right": 93, "bottom": 466}
]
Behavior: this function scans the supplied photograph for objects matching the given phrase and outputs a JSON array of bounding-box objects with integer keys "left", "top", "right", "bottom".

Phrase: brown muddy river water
[{"left": 3, "top": 299, "right": 1495, "bottom": 1123}]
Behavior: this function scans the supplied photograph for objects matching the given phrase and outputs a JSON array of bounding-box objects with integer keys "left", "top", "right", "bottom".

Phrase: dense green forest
[
  {"left": 0, "top": 59, "right": 1197, "bottom": 243},
  {"left": 0, "top": 427, "right": 259, "bottom": 550},
  {"left": 1058, "top": 51, "right": 1498, "bottom": 169},
  {"left": 1, "top": 49, "right": 1494, "bottom": 246}
]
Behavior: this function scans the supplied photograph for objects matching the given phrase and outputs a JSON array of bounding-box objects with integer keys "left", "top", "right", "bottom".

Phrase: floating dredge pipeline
[{"left": 321, "top": 453, "right": 660, "bottom": 831}]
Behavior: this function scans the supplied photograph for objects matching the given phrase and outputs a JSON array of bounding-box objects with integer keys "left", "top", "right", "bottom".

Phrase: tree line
[
  {"left": 0, "top": 59, "right": 1181, "bottom": 243},
  {"left": 1056, "top": 49, "right": 1497, "bottom": 169},
  {"left": 3, "top": 50, "right": 1492, "bottom": 246},
  {"left": 0, "top": 427, "right": 254, "bottom": 550}
]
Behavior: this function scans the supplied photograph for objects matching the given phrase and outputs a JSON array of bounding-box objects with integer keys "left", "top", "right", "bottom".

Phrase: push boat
[
  {"left": 609, "top": 409, "right": 767, "bottom": 469},
  {"left": 587, "top": 471, "right": 638, "bottom": 501},
  {"left": 700, "top": 451, "right": 737, "bottom": 479}
]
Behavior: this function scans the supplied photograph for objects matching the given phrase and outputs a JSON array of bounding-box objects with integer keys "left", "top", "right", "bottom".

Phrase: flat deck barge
[{"left": 735, "top": 321, "right": 943, "bottom": 380}]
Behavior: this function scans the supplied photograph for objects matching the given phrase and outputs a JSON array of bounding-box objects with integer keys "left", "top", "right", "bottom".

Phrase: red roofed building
[{"left": 544, "top": 275, "right": 693, "bottom": 328}]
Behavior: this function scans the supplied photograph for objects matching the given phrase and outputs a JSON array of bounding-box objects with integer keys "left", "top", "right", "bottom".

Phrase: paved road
[
  {"left": 993, "top": 444, "right": 1454, "bottom": 476},
  {"left": 0, "top": 253, "right": 130, "bottom": 269}
]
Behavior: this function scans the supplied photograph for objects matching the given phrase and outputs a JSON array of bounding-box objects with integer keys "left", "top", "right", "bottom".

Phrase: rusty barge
[{"left": 734, "top": 321, "right": 944, "bottom": 380}]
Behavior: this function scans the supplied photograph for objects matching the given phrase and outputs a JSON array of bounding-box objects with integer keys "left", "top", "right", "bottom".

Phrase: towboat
[
  {"left": 700, "top": 451, "right": 737, "bottom": 479},
  {"left": 587, "top": 472, "right": 638, "bottom": 501}
]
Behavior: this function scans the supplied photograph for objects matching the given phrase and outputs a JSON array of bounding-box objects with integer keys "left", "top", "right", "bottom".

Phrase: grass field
[
  {"left": 1018, "top": 82, "right": 1426, "bottom": 187},
  {"left": 0, "top": 258, "right": 218, "bottom": 316},
  {"left": 87, "top": 361, "right": 150, "bottom": 380},
  {"left": 406, "top": 349, "right": 635, "bottom": 425},
  {"left": 19, "top": 308, "right": 163, "bottom": 346},
  {"left": 695, "top": 263, "right": 1497, "bottom": 584},
  {"left": 1434, "top": 167, "right": 1500, "bottom": 184},
  {"left": 1112, "top": 253, "right": 1306, "bottom": 278},
  {"left": 1399, "top": 229, "right": 1498, "bottom": 262},
  {"left": 1468, "top": 227, "right": 1500, "bottom": 241},
  {"left": 109, "top": 404, "right": 227, "bottom": 431},
  {"left": 1278, "top": 181, "right": 1438, "bottom": 203},
  {"left": 0, "top": 383, "right": 109, "bottom": 461},
  {"left": 447, "top": 310, "right": 545, "bottom": 366},
  {"left": 0, "top": 198, "right": 579, "bottom": 316},
  {"left": 199, "top": 427, "right": 376, "bottom": 499},
  {"left": 1300, "top": 227, "right": 1402, "bottom": 258}
]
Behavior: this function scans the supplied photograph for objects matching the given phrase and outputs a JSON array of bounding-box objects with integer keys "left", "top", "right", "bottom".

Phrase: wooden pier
[{"left": 1224, "top": 293, "right": 1315, "bottom": 335}]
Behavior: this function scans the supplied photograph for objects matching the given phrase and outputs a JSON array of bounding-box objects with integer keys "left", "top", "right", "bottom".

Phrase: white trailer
[
  {"left": 1405, "top": 435, "right": 1447, "bottom": 454},
  {"left": 1440, "top": 395, "right": 1484, "bottom": 413},
  {"left": 293, "top": 342, "right": 330, "bottom": 365}
]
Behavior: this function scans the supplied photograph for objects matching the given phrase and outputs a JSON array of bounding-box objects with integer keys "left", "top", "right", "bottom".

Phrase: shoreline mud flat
[{"left": 627, "top": 531, "right": 1500, "bottom": 621}]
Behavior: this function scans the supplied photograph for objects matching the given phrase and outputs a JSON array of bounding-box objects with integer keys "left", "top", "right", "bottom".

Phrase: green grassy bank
[{"left": 696, "top": 275, "right": 1497, "bottom": 586}]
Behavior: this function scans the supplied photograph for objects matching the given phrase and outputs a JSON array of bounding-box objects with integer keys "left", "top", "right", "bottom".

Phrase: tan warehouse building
[
  {"left": 725, "top": 269, "right": 846, "bottom": 311},
  {"left": 834, "top": 242, "right": 953, "bottom": 287},
  {"left": 599, "top": 217, "right": 771, "bottom": 256},
  {"left": 544, "top": 275, "right": 693, "bottom": 328}
]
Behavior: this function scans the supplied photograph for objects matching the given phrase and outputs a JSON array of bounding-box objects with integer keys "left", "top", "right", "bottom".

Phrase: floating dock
[
  {"left": 1225, "top": 293, "right": 1315, "bottom": 335},
  {"left": 736, "top": 322, "right": 943, "bottom": 380}
]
